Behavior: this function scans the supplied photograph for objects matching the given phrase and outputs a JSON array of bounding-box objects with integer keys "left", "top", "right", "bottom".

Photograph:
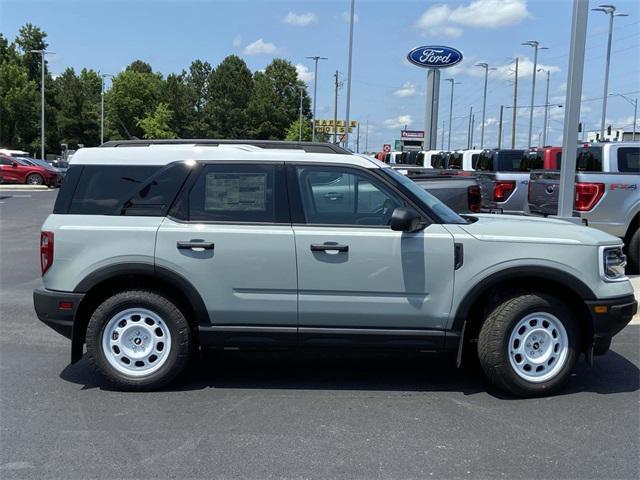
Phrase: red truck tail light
[
  {"left": 574, "top": 182, "right": 604, "bottom": 211},
  {"left": 468, "top": 185, "right": 481, "bottom": 212},
  {"left": 493, "top": 181, "right": 516, "bottom": 202},
  {"left": 40, "top": 231, "right": 54, "bottom": 275}
]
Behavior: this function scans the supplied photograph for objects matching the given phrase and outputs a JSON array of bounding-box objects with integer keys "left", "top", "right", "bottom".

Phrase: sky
[{"left": 1, "top": 0, "right": 639, "bottom": 152}]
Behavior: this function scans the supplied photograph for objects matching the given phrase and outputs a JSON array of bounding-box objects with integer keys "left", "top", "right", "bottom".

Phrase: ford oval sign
[{"left": 407, "top": 45, "right": 463, "bottom": 69}]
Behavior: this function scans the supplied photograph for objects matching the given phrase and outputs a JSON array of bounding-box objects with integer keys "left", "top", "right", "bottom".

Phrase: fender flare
[{"left": 450, "top": 265, "right": 596, "bottom": 333}]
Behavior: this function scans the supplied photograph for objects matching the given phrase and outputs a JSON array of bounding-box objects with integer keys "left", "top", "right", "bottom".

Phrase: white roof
[{"left": 70, "top": 144, "right": 380, "bottom": 168}]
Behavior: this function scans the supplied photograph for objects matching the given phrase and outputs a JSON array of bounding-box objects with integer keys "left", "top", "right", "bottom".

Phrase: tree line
[{"left": 0, "top": 24, "right": 318, "bottom": 155}]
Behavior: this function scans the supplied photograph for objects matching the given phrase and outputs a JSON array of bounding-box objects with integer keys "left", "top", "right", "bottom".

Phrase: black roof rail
[{"left": 99, "top": 139, "right": 352, "bottom": 155}]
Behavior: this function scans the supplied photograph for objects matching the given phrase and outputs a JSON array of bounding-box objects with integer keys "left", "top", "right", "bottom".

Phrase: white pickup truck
[{"left": 528, "top": 142, "right": 640, "bottom": 271}]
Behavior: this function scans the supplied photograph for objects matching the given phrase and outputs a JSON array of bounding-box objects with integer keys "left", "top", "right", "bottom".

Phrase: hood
[{"left": 458, "top": 214, "right": 621, "bottom": 247}]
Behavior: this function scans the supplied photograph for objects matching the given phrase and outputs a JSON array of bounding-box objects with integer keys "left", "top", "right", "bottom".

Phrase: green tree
[
  {"left": 207, "top": 55, "right": 253, "bottom": 138},
  {"left": 162, "top": 72, "right": 191, "bottom": 138},
  {"left": 126, "top": 60, "right": 153, "bottom": 74},
  {"left": 247, "top": 59, "right": 311, "bottom": 139},
  {"left": 0, "top": 61, "right": 39, "bottom": 149},
  {"left": 54, "top": 67, "right": 101, "bottom": 147},
  {"left": 184, "top": 60, "right": 212, "bottom": 137},
  {"left": 137, "top": 103, "right": 176, "bottom": 139},
  {"left": 14, "top": 23, "right": 48, "bottom": 83},
  {"left": 105, "top": 62, "right": 163, "bottom": 139},
  {"left": 284, "top": 119, "right": 312, "bottom": 141}
]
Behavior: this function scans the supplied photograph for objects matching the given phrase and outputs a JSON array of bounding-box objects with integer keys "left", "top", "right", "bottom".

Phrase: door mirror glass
[{"left": 390, "top": 207, "right": 423, "bottom": 232}]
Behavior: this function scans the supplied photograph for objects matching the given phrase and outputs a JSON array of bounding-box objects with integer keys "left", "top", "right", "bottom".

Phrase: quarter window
[
  {"left": 294, "top": 165, "right": 404, "bottom": 226},
  {"left": 617, "top": 147, "right": 640, "bottom": 172}
]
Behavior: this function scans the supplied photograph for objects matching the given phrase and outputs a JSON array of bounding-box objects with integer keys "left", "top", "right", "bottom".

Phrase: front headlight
[{"left": 599, "top": 246, "right": 627, "bottom": 282}]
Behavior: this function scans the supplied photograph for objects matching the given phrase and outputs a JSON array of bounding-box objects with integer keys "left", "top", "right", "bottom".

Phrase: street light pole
[
  {"left": 475, "top": 63, "right": 493, "bottom": 149},
  {"left": 30, "top": 49, "right": 55, "bottom": 160},
  {"left": 344, "top": 0, "right": 356, "bottom": 149},
  {"left": 593, "top": 5, "right": 629, "bottom": 140},
  {"left": 538, "top": 68, "right": 551, "bottom": 146},
  {"left": 298, "top": 87, "right": 304, "bottom": 142},
  {"left": 522, "top": 40, "right": 548, "bottom": 149},
  {"left": 306, "top": 55, "right": 327, "bottom": 142},
  {"left": 100, "top": 73, "right": 113, "bottom": 145},
  {"left": 445, "top": 78, "right": 460, "bottom": 151}
]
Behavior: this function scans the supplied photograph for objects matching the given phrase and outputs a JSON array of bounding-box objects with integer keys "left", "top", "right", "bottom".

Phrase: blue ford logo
[{"left": 407, "top": 46, "right": 463, "bottom": 69}]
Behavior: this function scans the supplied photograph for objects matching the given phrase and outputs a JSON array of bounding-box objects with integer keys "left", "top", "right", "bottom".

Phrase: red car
[{"left": 0, "top": 154, "right": 60, "bottom": 187}]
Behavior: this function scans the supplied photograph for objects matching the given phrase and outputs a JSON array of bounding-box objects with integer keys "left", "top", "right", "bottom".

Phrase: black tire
[
  {"left": 627, "top": 229, "right": 639, "bottom": 275},
  {"left": 26, "top": 173, "right": 44, "bottom": 185},
  {"left": 477, "top": 292, "right": 581, "bottom": 398},
  {"left": 86, "top": 290, "right": 192, "bottom": 391}
]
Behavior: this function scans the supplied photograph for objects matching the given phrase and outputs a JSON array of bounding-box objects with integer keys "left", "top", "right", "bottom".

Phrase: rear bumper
[
  {"left": 33, "top": 288, "right": 84, "bottom": 339},
  {"left": 586, "top": 294, "right": 637, "bottom": 340}
]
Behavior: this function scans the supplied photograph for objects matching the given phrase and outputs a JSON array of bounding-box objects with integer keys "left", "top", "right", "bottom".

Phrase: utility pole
[
  {"left": 441, "top": 120, "right": 445, "bottom": 150},
  {"left": 306, "top": 55, "right": 327, "bottom": 142},
  {"left": 356, "top": 122, "right": 360, "bottom": 153},
  {"left": 333, "top": 70, "right": 340, "bottom": 144},
  {"left": 298, "top": 87, "right": 304, "bottom": 142},
  {"left": 609, "top": 93, "right": 638, "bottom": 141},
  {"left": 522, "top": 40, "right": 549, "bottom": 149},
  {"left": 539, "top": 69, "right": 551, "bottom": 146},
  {"left": 475, "top": 63, "right": 494, "bottom": 149},
  {"left": 467, "top": 107, "right": 473, "bottom": 149},
  {"left": 498, "top": 105, "right": 504, "bottom": 149},
  {"left": 470, "top": 114, "right": 475, "bottom": 148},
  {"left": 511, "top": 57, "right": 519, "bottom": 149},
  {"left": 344, "top": 0, "right": 356, "bottom": 149},
  {"left": 100, "top": 73, "right": 113, "bottom": 145},
  {"left": 30, "top": 49, "right": 55, "bottom": 160},
  {"left": 592, "top": 4, "right": 628, "bottom": 140},
  {"left": 365, "top": 119, "right": 369, "bottom": 152},
  {"left": 445, "top": 78, "right": 460, "bottom": 151}
]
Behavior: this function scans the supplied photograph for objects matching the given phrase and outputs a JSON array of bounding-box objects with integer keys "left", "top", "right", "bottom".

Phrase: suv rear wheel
[
  {"left": 86, "top": 290, "right": 192, "bottom": 390},
  {"left": 477, "top": 292, "right": 580, "bottom": 397}
]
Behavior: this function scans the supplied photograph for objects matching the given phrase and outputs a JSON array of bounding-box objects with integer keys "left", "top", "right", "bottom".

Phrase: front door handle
[
  {"left": 177, "top": 241, "right": 215, "bottom": 251},
  {"left": 310, "top": 243, "right": 349, "bottom": 253}
]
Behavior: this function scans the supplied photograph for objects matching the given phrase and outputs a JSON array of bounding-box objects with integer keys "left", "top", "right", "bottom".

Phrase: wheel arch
[
  {"left": 452, "top": 266, "right": 596, "bottom": 355},
  {"left": 71, "top": 262, "right": 209, "bottom": 363}
]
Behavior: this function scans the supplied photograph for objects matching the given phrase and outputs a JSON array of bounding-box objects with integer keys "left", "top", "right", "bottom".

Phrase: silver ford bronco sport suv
[{"left": 33, "top": 143, "right": 637, "bottom": 397}]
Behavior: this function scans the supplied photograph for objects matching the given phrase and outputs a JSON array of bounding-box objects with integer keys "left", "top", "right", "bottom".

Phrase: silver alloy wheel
[
  {"left": 27, "top": 174, "right": 43, "bottom": 185},
  {"left": 102, "top": 308, "right": 172, "bottom": 377},
  {"left": 508, "top": 312, "right": 569, "bottom": 383}
]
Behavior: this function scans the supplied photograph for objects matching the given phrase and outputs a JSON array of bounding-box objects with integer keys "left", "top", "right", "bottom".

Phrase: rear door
[
  {"left": 288, "top": 163, "right": 455, "bottom": 347},
  {"left": 154, "top": 162, "right": 298, "bottom": 342}
]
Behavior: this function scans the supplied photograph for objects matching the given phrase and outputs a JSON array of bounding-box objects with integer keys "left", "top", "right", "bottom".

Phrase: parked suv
[{"left": 34, "top": 144, "right": 636, "bottom": 396}]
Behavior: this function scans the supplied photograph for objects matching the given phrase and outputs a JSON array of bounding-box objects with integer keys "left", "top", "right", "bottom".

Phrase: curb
[{"left": 0, "top": 185, "right": 53, "bottom": 191}]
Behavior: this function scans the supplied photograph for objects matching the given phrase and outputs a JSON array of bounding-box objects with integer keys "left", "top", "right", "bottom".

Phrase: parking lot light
[
  {"left": 100, "top": 73, "right": 114, "bottom": 145},
  {"left": 522, "top": 41, "right": 548, "bottom": 149},
  {"left": 305, "top": 56, "right": 328, "bottom": 142}
]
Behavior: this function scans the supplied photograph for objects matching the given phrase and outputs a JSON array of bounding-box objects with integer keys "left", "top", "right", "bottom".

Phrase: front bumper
[
  {"left": 586, "top": 294, "right": 637, "bottom": 341},
  {"left": 33, "top": 288, "right": 84, "bottom": 339}
]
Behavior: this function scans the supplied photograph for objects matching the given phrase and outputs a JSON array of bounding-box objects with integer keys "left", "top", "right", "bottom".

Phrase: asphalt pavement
[{"left": 0, "top": 189, "right": 638, "bottom": 480}]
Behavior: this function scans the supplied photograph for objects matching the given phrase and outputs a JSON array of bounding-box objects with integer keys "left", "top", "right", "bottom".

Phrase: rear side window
[
  {"left": 497, "top": 150, "right": 526, "bottom": 171},
  {"left": 576, "top": 147, "right": 603, "bottom": 171},
  {"left": 617, "top": 147, "right": 640, "bottom": 172},
  {"left": 448, "top": 153, "right": 462, "bottom": 169},
  {"left": 431, "top": 155, "right": 445, "bottom": 168},
  {"left": 476, "top": 152, "right": 494, "bottom": 171},
  {"left": 187, "top": 163, "right": 288, "bottom": 223},
  {"left": 520, "top": 152, "right": 543, "bottom": 171}
]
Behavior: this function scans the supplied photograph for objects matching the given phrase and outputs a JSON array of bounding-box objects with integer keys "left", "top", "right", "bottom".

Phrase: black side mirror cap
[{"left": 390, "top": 207, "right": 424, "bottom": 232}]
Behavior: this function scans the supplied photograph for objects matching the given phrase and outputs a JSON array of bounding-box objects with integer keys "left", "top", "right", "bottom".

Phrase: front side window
[
  {"left": 188, "top": 163, "right": 287, "bottom": 223},
  {"left": 295, "top": 165, "right": 404, "bottom": 226},
  {"left": 576, "top": 147, "right": 603, "bottom": 171}
]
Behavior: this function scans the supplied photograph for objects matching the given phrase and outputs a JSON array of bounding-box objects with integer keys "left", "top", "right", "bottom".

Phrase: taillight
[
  {"left": 575, "top": 182, "right": 604, "bottom": 211},
  {"left": 40, "top": 231, "right": 54, "bottom": 275},
  {"left": 494, "top": 181, "right": 516, "bottom": 202},
  {"left": 468, "top": 185, "right": 481, "bottom": 212}
]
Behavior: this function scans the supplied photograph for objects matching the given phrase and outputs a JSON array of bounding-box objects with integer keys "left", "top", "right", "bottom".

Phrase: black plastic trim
[
  {"left": 586, "top": 295, "right": 637, "bottom": 339},
  {"left": 33, "top": 288, "right": 85, "bottom": 339}
]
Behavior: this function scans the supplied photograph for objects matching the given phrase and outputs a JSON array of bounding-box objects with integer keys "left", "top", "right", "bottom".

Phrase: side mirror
[
  {"left": 11, "top": 161, "right": 18, "bottom": 167},
  {"left": 390, "top": 207, "right": 424, "bottom": 232}
]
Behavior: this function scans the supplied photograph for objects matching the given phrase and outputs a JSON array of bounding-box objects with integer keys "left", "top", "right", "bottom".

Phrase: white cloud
[
  {"left": 340, "top": 11, "right": 359, "bottom": 23},
  {"left": 416, "top": 0, "right": 530, "bottom": 37},
  {"left": 283, "top": 12, "right": 317, "bottom": 26},
  {"left": 243, "top": 39, "right": 279, "bottom": 55},
  {"left": 393, "top": 82, "right": 417, "bottom": 97},
  {"left": 384, "top": 115, "right": 413, "bottom": 129},
  {"left": 295, "top": 64, "right": 314, "bottom": 82},
  {"left": 232, "top": 35, "right": 242, "bottom": 48},
  {"left": 458, "top": 56, "right": 560, "bottom": 81}
]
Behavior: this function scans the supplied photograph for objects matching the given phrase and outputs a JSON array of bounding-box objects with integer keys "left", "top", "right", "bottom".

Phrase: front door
[
  {"left": 155, "top": 162, "right": 297, "bottom": 345},
  {"left": 288, "top": 164, "right": 455, "bottom": 346}
]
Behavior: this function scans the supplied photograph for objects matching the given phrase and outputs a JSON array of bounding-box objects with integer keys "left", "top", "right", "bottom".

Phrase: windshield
[
  {"left": 27, "top": 158, "right": 57, "bottom": 170},
  {"left": 380, "top": 168, "right": 467, "bottom": 225}
]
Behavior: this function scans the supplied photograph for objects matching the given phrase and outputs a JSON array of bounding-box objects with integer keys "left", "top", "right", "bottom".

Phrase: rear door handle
[
  {"left": 310, "top": 243, "right": 349, "bottom": 253},
  {"left": 177, "top": 241, "right": 215, "bottom": 251}
]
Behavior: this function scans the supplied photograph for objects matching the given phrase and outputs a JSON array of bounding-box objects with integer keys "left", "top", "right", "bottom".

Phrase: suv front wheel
[
  {"left": 86, "top": 290, "right": 192, "bottom": 390},
  {"left": 477, "top": 292, "right": 580, "bottom": 397}
]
